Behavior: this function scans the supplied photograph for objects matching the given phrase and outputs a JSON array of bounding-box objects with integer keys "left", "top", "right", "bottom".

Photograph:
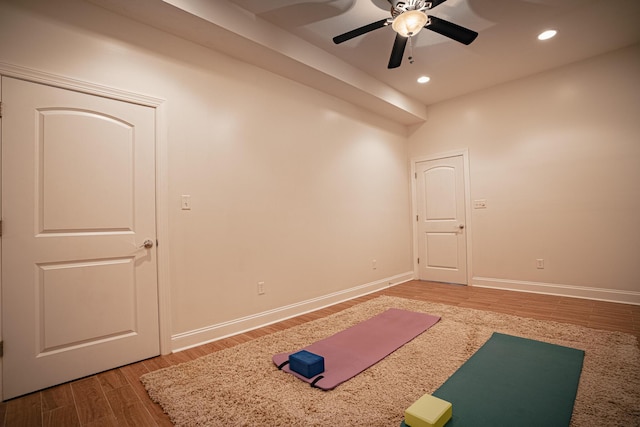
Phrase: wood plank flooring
[{"left": 2, "top": 280, "right": 639, "bottom": 426}]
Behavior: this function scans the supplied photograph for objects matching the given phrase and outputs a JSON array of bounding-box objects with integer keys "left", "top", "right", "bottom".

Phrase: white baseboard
[
  {"left": 171, "top": 271, "right": 415, "bottom": 352},
  {"left": 473, "top": 277, "right": 640, "bottom": 305}
]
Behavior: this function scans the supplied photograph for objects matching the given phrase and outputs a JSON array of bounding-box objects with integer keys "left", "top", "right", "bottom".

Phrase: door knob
[
  {"left": 140, "top": 239, "right": 154, "bottom": 249},
  {"left": 458, "top": 224, "right": 465, "bottom": 229}
]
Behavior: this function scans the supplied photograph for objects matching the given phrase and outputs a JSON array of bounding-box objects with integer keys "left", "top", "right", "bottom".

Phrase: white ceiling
[{"left": 89, "top": 0, "right": 640, "bottom": 124}]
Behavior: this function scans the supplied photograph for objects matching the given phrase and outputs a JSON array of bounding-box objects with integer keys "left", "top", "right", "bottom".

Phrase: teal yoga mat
[{"left": 402, "top": 332, "right": 584, "bottom": 427}]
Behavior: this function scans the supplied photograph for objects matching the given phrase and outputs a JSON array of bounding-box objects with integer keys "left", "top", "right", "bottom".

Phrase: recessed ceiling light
[
  {"left": 538, "top": 30, "right": 557, "bottom": 41},
  {"left": 417, "top": 76, "right": 431, "bottom": 84}
]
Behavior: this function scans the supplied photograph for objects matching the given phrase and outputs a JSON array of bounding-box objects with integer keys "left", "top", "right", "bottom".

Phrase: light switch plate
[{"left": 181, "top": 195, "right": 191, "bottom": 210}]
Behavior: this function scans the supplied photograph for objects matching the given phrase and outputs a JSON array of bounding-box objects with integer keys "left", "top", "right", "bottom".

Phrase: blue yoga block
[{"left": 289, "top": 350, "right": 325, "bottom": 378}]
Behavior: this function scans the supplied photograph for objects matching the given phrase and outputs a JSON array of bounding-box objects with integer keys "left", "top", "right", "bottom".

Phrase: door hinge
[
  {"left": 0, "top": 101, "right": 3, "bottom": 118},
  {"left": 416, "top": 215, "right": 418, "bottom": 222},
  {"left": 0, "top": 219, "right": 3, "bottom": 237},
  {"left": 414, "top": 172, "right": 417, "bottom": 179},
  {"left": 0, "top": 341, "right": 3, "bottom": 357},
  {"left": 417, "top": 258, "right": 420, "bottom": 264}
]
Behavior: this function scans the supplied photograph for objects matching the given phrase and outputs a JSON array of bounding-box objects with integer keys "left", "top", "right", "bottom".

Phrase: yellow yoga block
[{"left": 404, "top": 394, "right": 452, "bottom": 427}]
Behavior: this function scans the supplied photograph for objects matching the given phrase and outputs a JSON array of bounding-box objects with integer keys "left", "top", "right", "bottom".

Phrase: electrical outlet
[
  {"left": 372, "top": 259, "right": 377, "bottom": 270},
  {"left": 473, "top": 199, "right": 487, "bottom": 209},
  {"left": 536, "top": 259, "right": 544, "bottom": 269},
  {"left": 257, "top": 281, "right": 265, "bottom": 295}
]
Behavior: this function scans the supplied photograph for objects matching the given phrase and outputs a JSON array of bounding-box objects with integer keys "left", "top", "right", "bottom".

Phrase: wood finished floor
[{"left": 2, "top": 280, "right": 639, "bottom": 426}]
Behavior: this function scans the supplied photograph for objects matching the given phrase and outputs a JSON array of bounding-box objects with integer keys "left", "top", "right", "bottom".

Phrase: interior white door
[
  {"left": 1, "top": 77, "right": 160, "bottom": 399},
  {"left": 416, "top": 155, "right": 467, "bottom": 284}
]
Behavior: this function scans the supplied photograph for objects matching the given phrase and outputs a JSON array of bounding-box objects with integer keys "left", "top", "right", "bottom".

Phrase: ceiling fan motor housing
[{"left": 390, "top": 0, "right": 430, "bottom": 17}]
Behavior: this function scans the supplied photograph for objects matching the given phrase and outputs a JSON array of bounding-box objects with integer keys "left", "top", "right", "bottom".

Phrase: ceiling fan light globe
[{"left": 392, "top": 10, "right": 428, "bottom": 37}]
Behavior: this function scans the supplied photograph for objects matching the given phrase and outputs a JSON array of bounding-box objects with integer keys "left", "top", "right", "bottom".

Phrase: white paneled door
[
  {"left": 1, "top": 77, "right": 160, "bottom": 399},
  {"left": 416, "top": 155, "right": 468, "bottom": 284}
]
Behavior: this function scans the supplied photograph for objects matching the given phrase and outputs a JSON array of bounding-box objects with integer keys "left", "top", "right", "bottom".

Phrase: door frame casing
[
  {"left": 0, "top": 62, "right": 172, "bottom": 399},
  {"left": 410, "top": 149, "right": 473, "bottom": 285}
]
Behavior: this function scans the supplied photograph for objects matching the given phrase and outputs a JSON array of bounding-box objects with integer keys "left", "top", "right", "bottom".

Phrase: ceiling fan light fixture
[{"left": 392, "top": 10, "right": 428, "bottom": 37}]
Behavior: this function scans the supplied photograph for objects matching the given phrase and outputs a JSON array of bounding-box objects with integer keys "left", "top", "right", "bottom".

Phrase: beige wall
[
  {"left": 0, "top": 0, "right": 413, "bottom": 346},
  {"left": 409, "top": 44, "right": 640, "bottom": 300},
  {"left": 1, "top": 0, "right": 638, "bottom": 354}
]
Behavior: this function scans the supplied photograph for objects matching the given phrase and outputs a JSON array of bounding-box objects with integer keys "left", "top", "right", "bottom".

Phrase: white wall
[
  {"left": 0, "top": 0, "right": 413, "bottom": 348},
  {"left": 409, "top": 44, "right": 640, "bottom": 302}
]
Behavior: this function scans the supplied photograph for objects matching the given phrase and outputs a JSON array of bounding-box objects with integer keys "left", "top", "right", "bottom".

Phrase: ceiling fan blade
[
  {"left": 426, "top": 15, "right": 478, "bottom": 45},
  {"left": 388, "top": 34, "right": 408, "bottom": 69},
  {"left": 428, "top": 0, "right": 449, "bottom": 8},
  {"left": 333, "top": 19, "right": 388, "bottom": 44}
]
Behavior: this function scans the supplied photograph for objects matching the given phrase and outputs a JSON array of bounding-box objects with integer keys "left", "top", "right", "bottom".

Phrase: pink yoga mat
[{"left": 272, "top": 308, "right": 440, "bottom": 390}]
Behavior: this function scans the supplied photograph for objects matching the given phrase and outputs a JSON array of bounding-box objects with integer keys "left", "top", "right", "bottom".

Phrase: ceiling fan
[{"left": 332, "top": 0, "right": 478, "bottom": 69}]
